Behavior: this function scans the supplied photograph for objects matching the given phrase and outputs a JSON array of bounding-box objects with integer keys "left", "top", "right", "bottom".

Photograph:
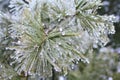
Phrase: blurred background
[{"left": 0, "top": 0, "right": 120, "bottom": 80}]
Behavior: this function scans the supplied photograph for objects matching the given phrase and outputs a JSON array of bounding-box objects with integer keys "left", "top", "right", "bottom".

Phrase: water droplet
[
  {"left": 85, "top": 59, "right": 90, "bottom": 64},
  {"left": 24, "top": 71, "right": 28, "bottom": 76}
]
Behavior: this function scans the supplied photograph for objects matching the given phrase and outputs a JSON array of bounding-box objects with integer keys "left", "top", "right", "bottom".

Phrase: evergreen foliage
[{"left": 0, "top": 0, "right": 116, "bottom": 79}]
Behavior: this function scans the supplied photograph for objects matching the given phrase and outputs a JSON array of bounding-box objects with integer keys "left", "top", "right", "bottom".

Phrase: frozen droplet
[
  {"left": 59, "top": 28, "right": 63, "bottom": 32},
  {"left": 76, "top": 46, "right": 79, "bottom": 49},
  {"left": 93, "top": 44, "right": 98, "bottom": 48},
  {"left": 16, "top": 50, "right": 20, "bottom": 54},
  {"left": 62, "top": 32, "right": 65, "bottom": 35},
  {"left": 28, "top": 71, "right": 32, "bottom": 75},
  {"left": 54, "top": 66, "right": 61, "bottom": 72},
  {"left": 77, "top": 58, "right": 80, "bottom": 61},
  {"left": 76, "top": 61, "right": 78, "bottom": 64},
  {"left": 95, "top": 40, "right": 98, "bottom": 44},
  {"left": 17, "top": 41, "right": 21, "bottom": 44},
  {"left": 109, "top": 30, "right": 115, "bottom": 34},
  {"left": 10, "top": 55, "right": 14, "bottom": 58},
  {"left": 10, "top": 63, "right": 13, "bottom": 66},
  {"left": 8, "top": 75, "right": 13, "bottom": 79},
  {"left": 58, "top": 19, "right": 61, "bottom": 22},
  {"left": 24, "top": 71, "right": 28, "bottom": 76},
  {"left": 59, "top": 52, "right": 63, "bottom": 56},
  {"left": 85, "top": 59, "right": 90, "bottom": 64},
  {"left": 108, "top": 77, "right": 113, "bottom": 80},
  {"left": 15, "top": 56, "right": 18, "bottom": 59},
  {"left": 58, "top": 42, "right": 62, "bottom": 45},
  {"left": 56, "top": 45, "right": 59, "bottom": 48},
  {"left": 91, "top": 16, "right": 95, "bottom": 19},
  {"left": 0, "top": 65, "right": 2, "bottom": 68},
  {"left": 109, "top": 15, "right": 117, "bottom": 22},
  {"left": 42, "top": 23, "right": 45, "bottom": 26},
  {"left": 52, "top": 58, "right": 56, "bottom": 63},
  {"left": 5, "top": 47, "right": 9, "bottom": 50},
  {"left": 57, "top": 14, "right": 62, "bottom": 18},
  {"left": 69, "top": 39, "right": 72, "bottom": 42},
  {"left": 81, "top": 59, "right": 84, "bottom": 62},
  {"left": 63, "top": 71, "right": 68, "bottom": 76},
  {"left": 59, "top": 76, "right": 65, "bottom": 80},
  {"left": 71, "top": 65, "right": 75, "bottom": 70}
]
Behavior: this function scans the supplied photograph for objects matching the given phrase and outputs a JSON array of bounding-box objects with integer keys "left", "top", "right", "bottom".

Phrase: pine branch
[{"left": 0, "top": 0, "right": 116, "bottom": 79}]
